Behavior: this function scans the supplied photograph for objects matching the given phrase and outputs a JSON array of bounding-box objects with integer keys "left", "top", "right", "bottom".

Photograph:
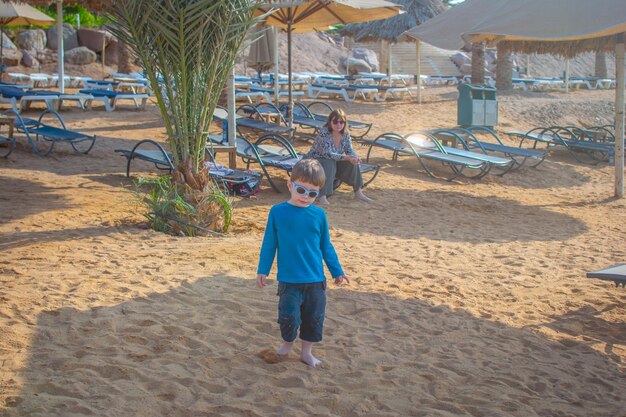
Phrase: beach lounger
[
  {"left": 505, "top": 127, "right": 614, "bottom": 164},
  {"left": 235, "top": 89, "right": 270, "bottom": 103},
  {"left": 307, "top": 83, "right": 379, "bottom": 102},
  {"left": 207, "top": 131, "right": 301, "bottom": 192},
  {"left": 587, "top": 264, "right": 626, "bottom": 287},
  {"left": 78, "top": 88, "right": 149, "bottom": 111},
  {"left": 301, "top": 101, "right": 373, "bottom": 140},
  {"left": 437, "top": 126, "right": 547, "bottom": 169},
  {"left": 0, "top": 124, "right": 15, "bottom": 158},
  {"left": 0, "top": 86, "right": 58, "bottom": 113},
  {"left": 363, "top": 132, "right": 494, "bottom": 181},
  {"left": 208, "top": 132, "right": 379, "bottom": 193},
  {"left": 249, "top": 85, "right": 304, "bottom": 99},
  {"left": 6, "top": 109, "right": 97, "bottom": 157},
  {"left": 214, "top": 106, "right": 294, "bottom": 138},
  {"left": 84, "top": 80, "right": 120, "bottom": 90},
  {"left": 114, "top": 138, "right": 262, "bottom": 195},
  {"left": 364, "top": 84, "right": 414, "bottom": 101}
]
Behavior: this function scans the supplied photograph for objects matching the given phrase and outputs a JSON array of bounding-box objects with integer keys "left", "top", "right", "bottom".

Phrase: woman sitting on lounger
[{"left": 306, "top": 109, "right": 372, "bottom": 204}]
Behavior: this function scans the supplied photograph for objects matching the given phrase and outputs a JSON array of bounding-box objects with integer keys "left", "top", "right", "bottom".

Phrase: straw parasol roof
[{"left": 339, "top": 0, "right": 445, "bottom": 43}]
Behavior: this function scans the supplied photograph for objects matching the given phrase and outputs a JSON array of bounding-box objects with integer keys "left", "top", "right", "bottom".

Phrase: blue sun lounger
[
  {"left": 78, "top": 88, "right": 149, "bottom": 111},
  {"left": 363, "top": 132, "right": 499, "bottom": 181},
  {"left": 505, "top": 127, "right": 615, "bottom": 164},
  {"left": 114, "top": 138, "right": 262, "bottom": 195},
  {"left": 587, "top": 264, "right": 626, "bottom": 287},
  {"left": 6, "top": 109, "right": 97, "bottom": 157}
]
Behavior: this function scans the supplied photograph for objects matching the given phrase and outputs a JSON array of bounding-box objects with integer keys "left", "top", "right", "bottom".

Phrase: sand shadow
[
  {"left": 0, "top": 176, "right": 72, "bottom": 224},
  {"left": 330, "top": 188, "right": 587, "bottom": 242},
  {"left": 2, "top": 275, "right": 624, "bottom": 416},
  {"left": 526, "top": 304, "right": 626, "bottom": 365},
  {"left": 0, "top": 225, "right": 123, "bottom": 250}
]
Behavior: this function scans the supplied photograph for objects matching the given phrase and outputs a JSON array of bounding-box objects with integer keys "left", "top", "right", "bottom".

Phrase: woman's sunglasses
[
  {"left": 331, "top": 119, "right": 346, "bottom": 125},
  {"left": 290, "top": 181, "right": 320, "bottom": 198}
]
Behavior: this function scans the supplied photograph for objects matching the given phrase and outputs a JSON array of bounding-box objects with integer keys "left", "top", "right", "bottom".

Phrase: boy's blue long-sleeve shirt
[{"left": 257, "top": 202, "right": 344, "bottom": 283}]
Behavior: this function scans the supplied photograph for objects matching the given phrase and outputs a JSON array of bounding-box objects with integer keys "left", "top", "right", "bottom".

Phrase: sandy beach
[{"left": 1, "top": 85, "right": 625, "bottom": 417}]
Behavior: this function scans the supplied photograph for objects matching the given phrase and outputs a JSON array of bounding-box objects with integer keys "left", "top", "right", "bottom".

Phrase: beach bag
[{"left": 225, "top": 172, "right": 261, "bottom": 197}]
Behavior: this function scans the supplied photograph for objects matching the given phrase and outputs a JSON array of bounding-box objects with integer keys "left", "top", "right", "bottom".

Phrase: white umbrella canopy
[
  {"left": 0, "top": 1, "right": 55, "bottom": 25},
  {"left": 255, "top": 0, "right": 404, "bottom": 129},
  {"left": 257, "top": 0, "right": 403, "bottom": 33},
  {"left": 0, "top": 1, "right": 54, "bottom": 70}
]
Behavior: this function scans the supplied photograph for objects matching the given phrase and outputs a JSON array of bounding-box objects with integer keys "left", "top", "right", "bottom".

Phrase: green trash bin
[
  {"left": 483, "top": 85, "right": 498, "bottom": 127},
  {"left": 457, "top": 84, "right": 485, "bottom": 126}
]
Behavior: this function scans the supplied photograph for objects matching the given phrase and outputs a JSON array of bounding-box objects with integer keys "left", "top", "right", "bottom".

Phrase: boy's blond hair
[{"left": 290, "top": 159, "right": 326, "bottom": 188}]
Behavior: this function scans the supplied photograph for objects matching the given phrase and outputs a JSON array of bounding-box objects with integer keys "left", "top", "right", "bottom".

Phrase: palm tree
[
  {"left": 107, "top": 0, "right": 259, "bottom": 180},
  {"left": 495, "top": 43, "right": 512, "bottom": 91},
  {"left": 106, "top": 0, "right": 260, "bottom": 234},
  {"left": 595, "top": 50, "right": 608, "bottom": 78},
  {"left": 117, "top": 40, "right": 133, "bottom": 74},
  {"left": 471, "top": 41, "right": 485, "bottom": 85}
]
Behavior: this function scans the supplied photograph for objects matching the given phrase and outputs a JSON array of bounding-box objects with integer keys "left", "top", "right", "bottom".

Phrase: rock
[
  {"left": 104, "top": 39, "right": 118, "bottom": 65},
  {"left": 459, "top": 63, "right": 472, "bottom": 75},
  {"left": 1, "top": 32, "right": 16, "bottom": 50},
  {"left": 36, "top": 49, "right": 57, "bottom": 64},
  {"left": 64, "top": 46, "right": 96, "bottom": 65},
  {"left": 341, "top": 57, "right": 371, "bottom": 75},
  {"left": 350, "top": 48, "right": 379, "bottom": 72},
  {"left": 47, "top": 23, "right": 79, "bottom": 51},
  {"left": 77, "top": 28, "right": 113, "bottom": 53},
  {"left": 1, "top": 49, "right": 22, "bottom": 66},
  {"left": 22, "top": 50, "right": 40, "bottom": 67},
  {"left": 16, "top": 29, "right": 47, "bottom": 51},
  {"left": 451, "top": 52, "right": 470, "bottom": 68}
]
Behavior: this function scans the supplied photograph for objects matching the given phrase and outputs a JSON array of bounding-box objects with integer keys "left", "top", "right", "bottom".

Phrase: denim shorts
[{"left": 277, "top": 281, "right": 326, "bottom": 343}]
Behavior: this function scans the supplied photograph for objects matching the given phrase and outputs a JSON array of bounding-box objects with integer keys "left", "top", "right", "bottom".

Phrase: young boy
[{"left": 256, "top": 159, "right": 349, "bottom": 367}]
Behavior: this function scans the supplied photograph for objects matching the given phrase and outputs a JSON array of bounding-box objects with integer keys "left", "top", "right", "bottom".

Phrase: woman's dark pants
[{"left": 316, "top": 158, "right": 364, "bottom": 197}]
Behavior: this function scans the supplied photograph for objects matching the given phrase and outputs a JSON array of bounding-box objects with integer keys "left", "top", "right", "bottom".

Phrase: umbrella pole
[
  {"left": 288, "top": 21, "right": 293, "bottom": 134},
  {"left": 615, "top": 33, "right": 624, "bottom": 198},
  {"left": 415, "top": 39, "right": 421, "bottom": 104},
  {"left": 56, "top": 0, "right": 65, "bottom": 93},
  {"left": 1, "top": 24, "right": 4, "bottom": 83},
  {"left": 274, "top": 27, "right": 279, "bottom": 108}
]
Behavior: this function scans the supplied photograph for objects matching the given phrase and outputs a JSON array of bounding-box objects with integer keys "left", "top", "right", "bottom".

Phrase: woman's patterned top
[{"left": 306, "top": 126, "right": 357, "bottom": 161}]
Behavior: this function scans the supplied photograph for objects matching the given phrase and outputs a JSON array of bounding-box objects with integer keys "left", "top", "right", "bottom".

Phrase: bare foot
[
  {"left": 318, "top": 195, "right": 331, "bottom": 205},
  {"left": 277, "top": 341, "right": 293, "bottom": 356},
  {"left": 355, "top": 189, "right": 373, "bottom": 202},
  {"left": 301, "top": 352, "right": 322, "bottom": 367}
]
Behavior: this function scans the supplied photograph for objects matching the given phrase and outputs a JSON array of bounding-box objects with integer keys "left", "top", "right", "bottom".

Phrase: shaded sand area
[{"left": 1, "top": 87, "right": 625, "bottom": 416}]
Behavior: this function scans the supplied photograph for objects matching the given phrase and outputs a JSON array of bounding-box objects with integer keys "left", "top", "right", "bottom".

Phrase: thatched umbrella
[
  {"left": 461, "top": 0, "right": 626, "bottom": 198},
  {"left": 339, "top": 0, "right": 444, "bottom": 102},
  {"left": 405, "top": 0, "right": 626, "bottom": 198}
]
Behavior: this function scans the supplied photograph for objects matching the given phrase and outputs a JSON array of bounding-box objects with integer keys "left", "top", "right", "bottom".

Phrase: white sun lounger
[{"left": 307, "top": 83, "right": 378, "bottom": 102}]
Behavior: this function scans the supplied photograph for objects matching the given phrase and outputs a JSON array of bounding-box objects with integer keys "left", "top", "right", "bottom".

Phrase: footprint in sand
[{"left": 258, "top": 348, "right": 289, "bottom": 364}]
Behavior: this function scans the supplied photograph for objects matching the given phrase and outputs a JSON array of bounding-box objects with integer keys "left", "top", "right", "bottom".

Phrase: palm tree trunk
[
  {"left": 117, "top": 40, "right": 132, "bottom": 74},
  {"left": 495, "top": 44, "right": 513, "bottom": 91},
  {"left": 471, "top": 41, "right": 485, "bottom": 85},
  {"left": 595, "top": 51, "right": 608, "bottom": 78}
]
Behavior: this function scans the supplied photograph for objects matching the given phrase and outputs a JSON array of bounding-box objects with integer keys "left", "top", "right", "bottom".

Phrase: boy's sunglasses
[
  {"left": 331, "top": 119, "right": 345, "bottom": 125},
  {"left": 290, "top": 181, "right": 319, "bottom": 198}
]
